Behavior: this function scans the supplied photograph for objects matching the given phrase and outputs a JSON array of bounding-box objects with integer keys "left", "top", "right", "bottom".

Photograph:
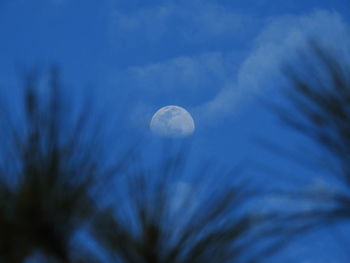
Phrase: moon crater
[{"left": 150, "top": 105, "right": 195, "bottom": 137}]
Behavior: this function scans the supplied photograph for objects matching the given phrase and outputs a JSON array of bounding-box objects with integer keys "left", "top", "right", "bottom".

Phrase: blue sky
[{"left": 1, "top": 0, "right": 350, "bottom": 262}]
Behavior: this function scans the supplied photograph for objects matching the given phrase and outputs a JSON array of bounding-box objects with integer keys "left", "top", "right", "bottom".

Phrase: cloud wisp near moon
[{"left": 110, "top": 4, "right": 350, "bottom": 128}]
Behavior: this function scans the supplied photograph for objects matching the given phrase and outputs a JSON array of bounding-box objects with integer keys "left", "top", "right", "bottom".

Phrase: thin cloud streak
[
  {"left": 110, "top": 6, "right": 350, "bottom": 128},
  {"left": 111, "top": 0, "right": 252, "bottom": 46},
  {"left": 195, "top": 10, "right": 350, "bottom": 124}
]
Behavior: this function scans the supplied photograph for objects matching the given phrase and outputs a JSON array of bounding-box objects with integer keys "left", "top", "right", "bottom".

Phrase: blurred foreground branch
[{"left": 268, "top": 41, "right": 350, "bottom": 241}]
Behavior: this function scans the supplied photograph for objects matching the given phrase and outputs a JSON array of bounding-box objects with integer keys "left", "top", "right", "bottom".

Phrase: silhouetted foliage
[
  {"left": 0, "top": 67, "right": 106, "bottom": 262},
  {"left": 269, "top": 41, "right": 350, "bottom": 236},
  {"left": 92, "top": 155, "right": 276, "bottom": 263},
  {"left": 0, "top": 66, "right": 285, "bottom": 263}
]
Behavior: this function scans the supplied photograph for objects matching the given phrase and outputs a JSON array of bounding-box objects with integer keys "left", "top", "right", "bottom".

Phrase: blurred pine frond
[
  {"left": 0, "top": 65, "right": 287, "bottom": 263},
  {"left": 0, "top": 66, "right": 105, "bottom": 262},
  {"left": 268, "top": 41, "right": 350, "bottom": 233},
  {"left": 92, "top": 154, "right": 277, "bottom": 263}
]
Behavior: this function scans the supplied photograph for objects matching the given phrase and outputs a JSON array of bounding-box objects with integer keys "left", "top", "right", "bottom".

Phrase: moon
[{"left": 150, "top": 105, "right": 195, "bottom": 137}]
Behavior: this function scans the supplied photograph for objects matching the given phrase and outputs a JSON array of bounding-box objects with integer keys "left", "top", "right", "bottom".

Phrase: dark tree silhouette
[
  {"left": 0, "top": 66, "right": 285, "bottom": 263},
  {"left": 0, "top": 67, "right": 107, "bottom": 263},
  {"left": 92, "top": 153, "right": 281, "bottom": 263},
  {"left": 267, "top": 41, "right": 350, "bottom": 237}
]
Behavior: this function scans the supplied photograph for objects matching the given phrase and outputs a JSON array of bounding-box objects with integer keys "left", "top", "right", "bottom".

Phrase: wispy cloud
[
  {"left": 110, "top": 6, "right": 350, "bottom": 127},
  {"left": 108, "top": 51, "right": 241, "bottom": 130},
  {"left": 195, "top": 10, "right": 350, "bottom": 123},
  {"left": 110, "top": 0, "right": 252, "bottom": 46},
  {"left": 118, "top": 52, "right": 239, "bottom": 92}
]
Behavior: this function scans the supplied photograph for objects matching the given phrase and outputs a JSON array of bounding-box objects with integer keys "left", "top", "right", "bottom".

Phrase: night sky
[{"left": 1, "top": 0, "right": 350, "bottom": 262}]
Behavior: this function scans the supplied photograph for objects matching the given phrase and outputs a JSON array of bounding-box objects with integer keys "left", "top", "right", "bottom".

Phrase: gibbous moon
[{"left": 150, "top": 105, "right": 195, "bottom": 137}]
